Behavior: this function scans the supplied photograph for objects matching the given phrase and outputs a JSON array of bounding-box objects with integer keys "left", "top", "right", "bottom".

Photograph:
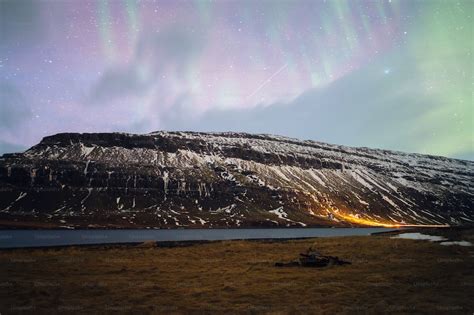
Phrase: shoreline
[
  {"left": 2, "top": 227, "right": 472, "bottom": 251},
  {"left": 0, "top": 227, "right": 400, "bottom": 250}
]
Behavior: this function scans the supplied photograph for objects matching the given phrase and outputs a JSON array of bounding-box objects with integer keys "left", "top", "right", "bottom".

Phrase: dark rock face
[{"left": 0, "top": 131, "right": 472, "bottom": 228}]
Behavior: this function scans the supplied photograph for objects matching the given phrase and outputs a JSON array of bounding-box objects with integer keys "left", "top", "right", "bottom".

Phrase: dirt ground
[{"left": 0, "top": 230, "right": 473, "bottom": 314}]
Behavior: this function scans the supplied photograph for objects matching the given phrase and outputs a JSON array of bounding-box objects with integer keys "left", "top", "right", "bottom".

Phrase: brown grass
[{"left": 1, "top": 233, "right": 473, "bottom": 314}]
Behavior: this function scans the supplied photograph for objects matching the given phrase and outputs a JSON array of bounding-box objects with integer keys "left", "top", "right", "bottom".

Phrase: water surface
[{"left": 0, "top": 228, "right": 397, "bottom": 248}]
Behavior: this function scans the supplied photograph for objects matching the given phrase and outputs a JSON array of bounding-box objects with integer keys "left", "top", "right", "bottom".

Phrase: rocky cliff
[{"left": 0, "top": 131, "right": 472, "bottom": 228}]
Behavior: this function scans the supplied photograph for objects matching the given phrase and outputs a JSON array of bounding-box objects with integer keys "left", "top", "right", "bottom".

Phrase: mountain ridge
[
  {"left": 31, "top": 130, "right": 474, "bottom": 161},
  {"left": 0, "top": 131, "right": 472, "bottom": 228}
]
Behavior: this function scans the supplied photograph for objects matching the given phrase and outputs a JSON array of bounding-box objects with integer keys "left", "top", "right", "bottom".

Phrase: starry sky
[{"left": 0, "top": 0, "right": 472, "bottom": 160}]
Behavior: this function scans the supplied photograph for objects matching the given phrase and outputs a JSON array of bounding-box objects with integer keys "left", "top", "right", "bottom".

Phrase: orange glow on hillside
[{"left": 331, "top": 210, "right": 450, "bottom": 228}]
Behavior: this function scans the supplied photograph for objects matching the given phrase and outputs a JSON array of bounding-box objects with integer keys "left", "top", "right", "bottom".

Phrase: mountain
[{"left": 0, "top": 131, "right": 472, "bottom": 228}]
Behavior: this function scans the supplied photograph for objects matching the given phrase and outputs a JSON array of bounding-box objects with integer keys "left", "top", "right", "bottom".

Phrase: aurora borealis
[{"left": 0, "top": 0, "right": 472, "bottom": 159}]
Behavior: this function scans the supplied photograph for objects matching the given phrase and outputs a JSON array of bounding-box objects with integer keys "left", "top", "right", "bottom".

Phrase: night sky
[{"left": 0, "top": 0, "right": 472, "bottom": 160}]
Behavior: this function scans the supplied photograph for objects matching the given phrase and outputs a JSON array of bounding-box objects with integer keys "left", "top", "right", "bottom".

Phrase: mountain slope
[{"left": 0, "top": 131, "right": 472, "bottom": 228}]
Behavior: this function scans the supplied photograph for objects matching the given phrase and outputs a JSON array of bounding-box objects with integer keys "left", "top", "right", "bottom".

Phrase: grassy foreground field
[{"left": 0, "top": 230, "right": 473, "bottom": 314}]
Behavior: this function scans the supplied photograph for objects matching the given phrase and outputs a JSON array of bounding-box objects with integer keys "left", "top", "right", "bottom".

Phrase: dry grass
[{"left": 0, "top": 233, "right": 473, "bottom": 314}]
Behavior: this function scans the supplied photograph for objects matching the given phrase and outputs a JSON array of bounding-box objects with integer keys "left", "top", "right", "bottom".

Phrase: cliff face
[{"left": 0, "top": 131, "right": 472, "bottom": 228}]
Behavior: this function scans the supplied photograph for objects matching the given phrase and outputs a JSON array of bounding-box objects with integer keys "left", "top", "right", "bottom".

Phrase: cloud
[
  {"left": 0, "top": 0, "right": 44, "bottom": 48},
  {"left": 89, "top": 66, "right": 150, "bottom": 103},
  {"left": 88, "top": 25, "right": 206, "bottom": 105},
  {"left": 0, "top": 82, "right": 31, "bottom": 130},
  {"left": 0, "top": 140, "right": 27, "bottom": 155},
  {"left": 136, "top": 27, "right": 205, "bottom": 71}
]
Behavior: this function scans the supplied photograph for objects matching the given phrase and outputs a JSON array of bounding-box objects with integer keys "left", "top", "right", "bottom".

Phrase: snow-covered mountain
[{"left": 0, "top": 131, "right": 472, "bottom": 228}]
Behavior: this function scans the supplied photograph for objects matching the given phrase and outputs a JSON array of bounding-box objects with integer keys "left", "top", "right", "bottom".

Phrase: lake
[{"left": 0, "top": 228, "right": 398, "bottom": 248}]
